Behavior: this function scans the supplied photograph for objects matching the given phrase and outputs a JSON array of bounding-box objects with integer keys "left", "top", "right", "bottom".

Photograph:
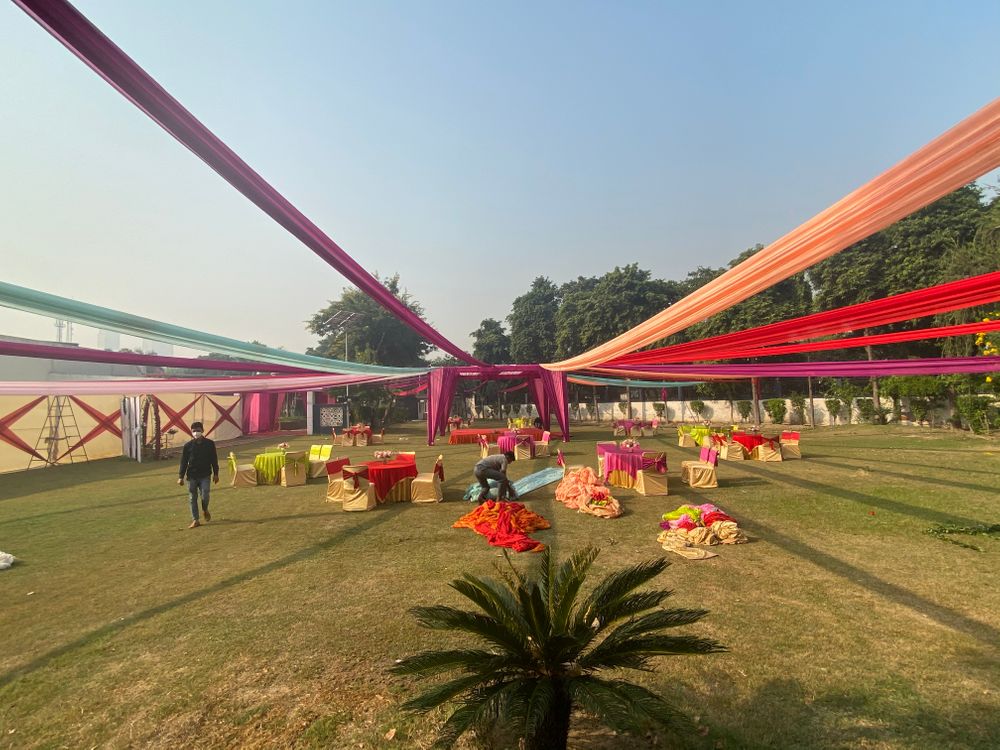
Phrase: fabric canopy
[
  {"left": 0, "top": 372, "right": 398, "bottom": 397},
  {"left": 681, "top": 320, "right": 1000, "bottom": 361},
  {"left": 14, "top": 0, "right": 483, "bottom": 366},
  {"left": 425, "top": 366, "right": 570, "bottom": 444},
  {"left": 0, "top": 340, "right": 315, "bottom": 373},
  {"left": 599, "top": 356, "right": 1000, "bottom": 379},
  {"left": 608, "top": 271, "right": 1000, "bottom": 366},
  {"left": 568, "top": 375, "right": 704, "bottom": 388},
  {"left": 546, "top": 97, "right": 1000, "bottom": 370},
  {"left": 0, "top": 281, "right": 425, "bottom": 377}
]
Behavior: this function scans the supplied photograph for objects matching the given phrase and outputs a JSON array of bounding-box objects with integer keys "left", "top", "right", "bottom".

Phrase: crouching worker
[{"left": 473, "top": 451, "right": 517, "bottom": 502}]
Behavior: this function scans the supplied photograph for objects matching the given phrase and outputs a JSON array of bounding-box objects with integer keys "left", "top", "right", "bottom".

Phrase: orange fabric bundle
[
  {"left": 453, "top": 500, "right": 550, "bottom": 552},
  {"left": 554, "top": 467, "right": 622, "bottom": 519}
]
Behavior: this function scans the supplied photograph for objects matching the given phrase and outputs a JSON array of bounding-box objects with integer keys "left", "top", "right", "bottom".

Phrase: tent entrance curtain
[{"left": 425, "top": 366, "right": 570, "bottom": 445}]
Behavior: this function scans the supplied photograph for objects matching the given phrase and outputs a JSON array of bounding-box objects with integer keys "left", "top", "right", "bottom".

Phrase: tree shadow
[
  {"left": 727, "top": 460, "right": 984, "bottom": 527},
  {"left": 4, "top": 492, "right": 179, "bottom": 522},
  {"left": 0, "top": 510, "right": 396, "bottom": 689},
  {"left": 806, "top": 457, "right": 1000, "bottom": 495}
]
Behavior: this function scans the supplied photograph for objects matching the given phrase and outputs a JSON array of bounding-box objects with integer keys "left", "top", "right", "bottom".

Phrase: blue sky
[{"left": 1, "top": 0, "right": 998, "bottom": 357}]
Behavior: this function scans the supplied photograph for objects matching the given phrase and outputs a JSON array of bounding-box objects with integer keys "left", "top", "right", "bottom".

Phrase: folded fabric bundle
[
  {"left": 554, "top": 467, "right": 622, "bottom": 519},
  {"left": 0, "top": 551, "right": 16, "bottom": 570},
  {"left": 453, "top": 500, "right": 550, "bottom": 552},
  {"left": 657, "top": 504, "right": 747, "bottom": 559}
]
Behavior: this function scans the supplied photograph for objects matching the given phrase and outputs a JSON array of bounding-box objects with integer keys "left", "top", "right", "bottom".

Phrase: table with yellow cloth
[{"left": 253, "top": 451, "right": 286, "bottom": 485}]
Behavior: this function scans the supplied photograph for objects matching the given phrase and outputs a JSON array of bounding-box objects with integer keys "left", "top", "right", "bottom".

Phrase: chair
[
  {"left": 330, "top": 429, "right": 344, "bottom": 446},
  {"left": 397, "top": 451, "right": 417, "bottom": 462},
  {"left": 411, "top": 455, "right": 444, "bottom": 503},
  {"left": 227, "top": 452, "right": 258, "bottom": 487},
  {"left": 634, "top": 451, "right": 668, "bottom": 496},
  {"left": 324, "top": 457, "right": 351, "bottom": 502},
  {"left": 356, "top": 430, "right": 370, "bottom": 447},
  {"left": 677, "top": 427, "right": 697, "bottom": 448},
  {"left": 308, "top": 444, "right": 334, "bottom": 479},
  {"left": 341, "top": 465, "right": 376, "bottom": 511},
  {"left": 780, "top": 431, "right": 802, "bottom": 459},
  {"left": 681, "top": 447, "right": 719, "bottom": 488},
  {"left": 478, "top": 435, "right": 500, "bottom": 459},
  {"left": 369, "top": 428, "right": 386, "bottom": 445},
  {"left": 649, "top": 418, "right": 660, "bottom": 436},
  {"left": 613, "top": 421, "right": 627, "bottom": 437},
  {"left": 752, "top": 440, "right": 783, "bottom": 462},
  {"left": 595, "top": 442, "right": 616, "bottom": 478},
  {"left": 535, "top": 430, "right": 552, "bottom": 457},
  {"left": 556, "top": 448, "right": 585, "bottom": 477},
  {"left": 718, "top": 438, "right": 746, "bottom": 461},
  {"left": 514, "top": 435, "right": 534, "bottom": 461},
  {"left": 280, "top": 450, "right": 308, "bottom": 487}
]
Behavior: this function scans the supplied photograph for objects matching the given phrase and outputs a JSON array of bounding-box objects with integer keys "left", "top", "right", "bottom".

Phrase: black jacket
[{"left": 179, "top": 437, "right": 219, "bottom": 480}]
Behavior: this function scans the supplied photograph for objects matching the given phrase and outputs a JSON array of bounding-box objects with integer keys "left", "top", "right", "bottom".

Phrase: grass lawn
[{"left": 1, "top": 423, "right": 998, "bottom": 749}]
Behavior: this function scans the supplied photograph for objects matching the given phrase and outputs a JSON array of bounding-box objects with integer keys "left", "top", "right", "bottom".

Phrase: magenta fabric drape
[
  {"left": 426, "top": 368, "right": 459, "bottom": 444},
  {"left": 540, "top": 370, "right": 570, "bottom": 441},
  {"left": 15, "top": 0, "right": 483, "bottom": 366},
  {"left": 529, "top": 378, "right": 548, "bottom": 431},
  {"left": 609, "top": 271, "right": 1000, "bottom": 366},
  {"left": 0, "top": 340, "right": 314, "bottom": 373},
  {"left": 600, "top": 356, "right": 1000, "bottom": 378}
]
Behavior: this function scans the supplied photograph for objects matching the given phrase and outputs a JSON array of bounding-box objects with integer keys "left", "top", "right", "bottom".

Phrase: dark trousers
[{"left": 474, "top": 467, "right": 514, "bottom": 500}]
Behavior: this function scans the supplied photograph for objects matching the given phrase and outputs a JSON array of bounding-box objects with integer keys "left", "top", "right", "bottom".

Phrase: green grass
[{"left": 1, "top": 423, "right": 998, "bottom": 749}]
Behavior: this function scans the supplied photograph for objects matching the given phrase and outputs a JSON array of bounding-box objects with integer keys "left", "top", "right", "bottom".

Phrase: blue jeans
[{"left": 187, "top": 476, "right": 211, "bottom": 521}]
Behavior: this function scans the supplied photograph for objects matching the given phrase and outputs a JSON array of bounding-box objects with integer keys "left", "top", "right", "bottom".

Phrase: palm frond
[
  {"left": 409, "top": 605, "right": 531, "bottom": 658},
  {"left": 579, "top": 633, "right": 725, "bottom": 672},
  {"left": 432, "top": 680, "right": 528, "bottom": 749},
  {"left": 523, "top": 677, "right": 555, "bottom": 738},
  {"left": 594, "top": 590, "right": 675, "bottom": 625},
  {"left": 450, "top": 576, "right": 532, "bottom": 644},
  {"left": 537, "top": 547, "right": 553, "bottom": 613},
  {"left": 551, "top": 546, "right": 600, "bottom": 631},
  {"left": 390, "top": 649, "right": 510, "bottom": 677},
  {"left": 516, "top": 580, "right": 550, "bottom": 645},
  {"left": 568, "top": 676, "right": 694, "bottom": 736},
  {"left": 576, "top": 557, "right": 671, "bottom": 633},
  {"left": 402, "top": 671, "right": 498, "bottom": 712},
  {"left": 604, "top": 608, "right": 711, "bottom": 641}
]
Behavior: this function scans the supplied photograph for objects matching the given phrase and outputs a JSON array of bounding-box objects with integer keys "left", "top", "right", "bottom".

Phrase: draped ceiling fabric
[
  {"left": 546, "top": 98, "right": 1000, "bottom": 371},
  {"left": 0, "top": 281, "right": 425, "bottom": 377},
  {"left": 609, "top": 271, "right": 1000, "bottom": 366},
  {"left": 0, "top": 372, "right": 400, "bottom": 397},
  {"left": 598, "top": 356, "right": 1000, "bottom": 379},
  {"left": 14, "top": 0, "right": 483, "bottom": 366},
  {"left": 425, "top": 367, "right": 570, "bottom": 445},
  {"left": 0, "top": 340, "right": 316, "bottom": 373},
  {"left": 568, "top": 376, "right": 704, "bottom": 388}
]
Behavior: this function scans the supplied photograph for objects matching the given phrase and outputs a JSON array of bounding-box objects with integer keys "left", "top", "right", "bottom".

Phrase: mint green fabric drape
[{"left": 0, "top": 281, "right": 426, "bottom": 377}]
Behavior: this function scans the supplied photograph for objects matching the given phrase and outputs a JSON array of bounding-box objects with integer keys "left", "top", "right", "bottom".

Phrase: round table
[
  {"left": 365, "top": 458, "right": 420, "bottom": 503},
  {"left": 253, "top": 451, "right": 286, "bottom": 484}
]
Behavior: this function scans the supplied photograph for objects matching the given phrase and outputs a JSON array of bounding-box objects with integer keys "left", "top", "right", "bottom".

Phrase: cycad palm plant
[{"left": 391, "top": 547, "right": 724, "bottom": 749}]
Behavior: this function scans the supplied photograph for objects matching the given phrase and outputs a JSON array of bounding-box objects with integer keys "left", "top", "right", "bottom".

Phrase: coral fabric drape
[
  {"left": 609, "top": 271, "right": 1000, "bottom": 366},
  {"left": 13, "top": 0, "right": 483, "bottom": 366},
  {"left": 546, "top": 97, "right": 1000, "bottom": 370}
]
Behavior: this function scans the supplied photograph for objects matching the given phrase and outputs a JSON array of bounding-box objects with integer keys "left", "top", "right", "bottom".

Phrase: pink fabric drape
[
  {"left": 15, "top": 0, "right": 483, "bottom": 366},
  {"left": 547, "top": 97, "right": 1000, "bottom": 370}
]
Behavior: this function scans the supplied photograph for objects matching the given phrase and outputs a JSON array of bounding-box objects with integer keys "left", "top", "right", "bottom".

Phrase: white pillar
[{"left": 306, "top": 391, "right": 315, "bottom": 434}]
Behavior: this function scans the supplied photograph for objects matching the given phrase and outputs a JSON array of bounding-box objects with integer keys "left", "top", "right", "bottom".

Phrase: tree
[
  {"left": 470, "top": 319, "right": 511, "bottom": 364},
  {"left": 391, "top": 547, "right": 723, "bottom": 750},
  {"left": 763, "top": 398, "right": 787, "bottom": 425},
  {"left": 508, "top": 277, "right": 560, "bottom": 364},
  {"left": 306, "top": 274, "right": 431, "bottom": 367}
]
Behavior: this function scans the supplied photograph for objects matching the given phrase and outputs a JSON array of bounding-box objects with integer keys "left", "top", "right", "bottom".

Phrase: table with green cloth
[
  {"left": 688, "top": 426, "right": 711, "bottom": 446},
  {"left": 253, "top": 451, "right": 286, "bottom": 484}
]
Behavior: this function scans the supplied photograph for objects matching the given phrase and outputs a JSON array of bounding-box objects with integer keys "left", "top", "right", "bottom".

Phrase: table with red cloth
[
  {"left": 449, "top": 428, "right": 504, "bottom": 445},
  {"left": 730, "top": 433, "right": 778, "bottom": 452},
  {"left": 498, "top": 434, "right": 534, "bottom": 458},
  {"left": 362, "top": 454, "right": 419, "bottom": 503},
  {"left": 599, "top": 445, "right": 667, "bottom": 489},
  {"left": 447, "top": 417, "right": 463, "bottom": 431}
]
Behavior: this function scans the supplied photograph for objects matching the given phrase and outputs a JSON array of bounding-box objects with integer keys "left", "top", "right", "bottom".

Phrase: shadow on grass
[
  {"left": 0, "top": 509, "right": 398, "bottom": 689},
  {"left": 728, "top": 460, "right": 983, "bottom": 526},
  {"left": 802, "top": 452, "right": 1000, "bottom": 476},
  {"left": 806, "top": 458, "right": 1000, "bottom": 495},
  {"left": 741, "top": 516, "right": 1000, "bottom": 649},
  {"left": 4, "top": 492, "right": 178, "bottom": 523},
  {"left": 708, "top": 677, "right": 1000, "bottom": 749}
]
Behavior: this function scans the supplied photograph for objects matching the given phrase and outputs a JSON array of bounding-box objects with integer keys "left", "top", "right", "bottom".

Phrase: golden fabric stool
[
  {"left": 411, "top": 455, "right": 444, "bottom": 503},
  {"left": 341, "top": 466, "right": 376, "bottom": 511},
  {"left": 227, "top": 452, "right": 258, "bottom": 487},
  {"left": 280, "top": 450, "right": 307, "bottom": 487}
]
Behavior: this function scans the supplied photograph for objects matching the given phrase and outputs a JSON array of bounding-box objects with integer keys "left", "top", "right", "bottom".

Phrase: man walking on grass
[{"left": 177, "top": 421, "right": 219, "bottom": 528}]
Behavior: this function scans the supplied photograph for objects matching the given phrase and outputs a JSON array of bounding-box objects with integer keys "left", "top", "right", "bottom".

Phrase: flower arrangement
[
  {"left": 620, "top": 438, "right": 639, "bottom": 449},
  {"left": 373, "top": 450, "right": 396, "bottom": 461},
  {"left": 277, "top": 442, "right": 290, "bottom": 450}
]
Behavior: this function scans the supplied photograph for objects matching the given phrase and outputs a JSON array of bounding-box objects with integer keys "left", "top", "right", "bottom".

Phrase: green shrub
[
  {"left": 736, "top": 400, "right": 753, "bottom": 421},
  {"left": 956, "top": 395, "right": 999, "bottom": 434},
  {"left": 617, "top": 401, "right": 631, "bottom": 418},
  {"left": 652, "top": 402, "right": 666, "bottom": 418},
  {"left": 764, "top": 398, "right": 787, "bottom": 425},
  {"left": 788, "top": 393, "right": 806, "bottom": 424},
  {"left": 824, "top": 398, "right": 842, "bottom": 425},
  {"left": 856, "top": 398, "right": 884, "bottom": 424},
  {"left": 689, "top": 400, "right": 706, "bottom": 420}
]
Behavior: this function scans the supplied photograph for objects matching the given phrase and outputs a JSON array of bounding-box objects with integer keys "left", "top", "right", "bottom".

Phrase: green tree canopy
[
  {"left": 508, "top": 276, "right": 560, "bottom": 364},
  {"left": 471, "top": 318, "right": 512, "bottom": 364}
]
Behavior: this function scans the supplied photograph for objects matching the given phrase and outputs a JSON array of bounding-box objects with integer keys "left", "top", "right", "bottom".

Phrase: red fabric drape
[{"left": 609, "top": 271, "right": 1000, "bottom": 366}]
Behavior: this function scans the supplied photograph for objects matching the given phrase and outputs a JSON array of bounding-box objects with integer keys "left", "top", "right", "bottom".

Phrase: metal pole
[{"left": 344, "top": 332, "right": 350, "bottom": 428}]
